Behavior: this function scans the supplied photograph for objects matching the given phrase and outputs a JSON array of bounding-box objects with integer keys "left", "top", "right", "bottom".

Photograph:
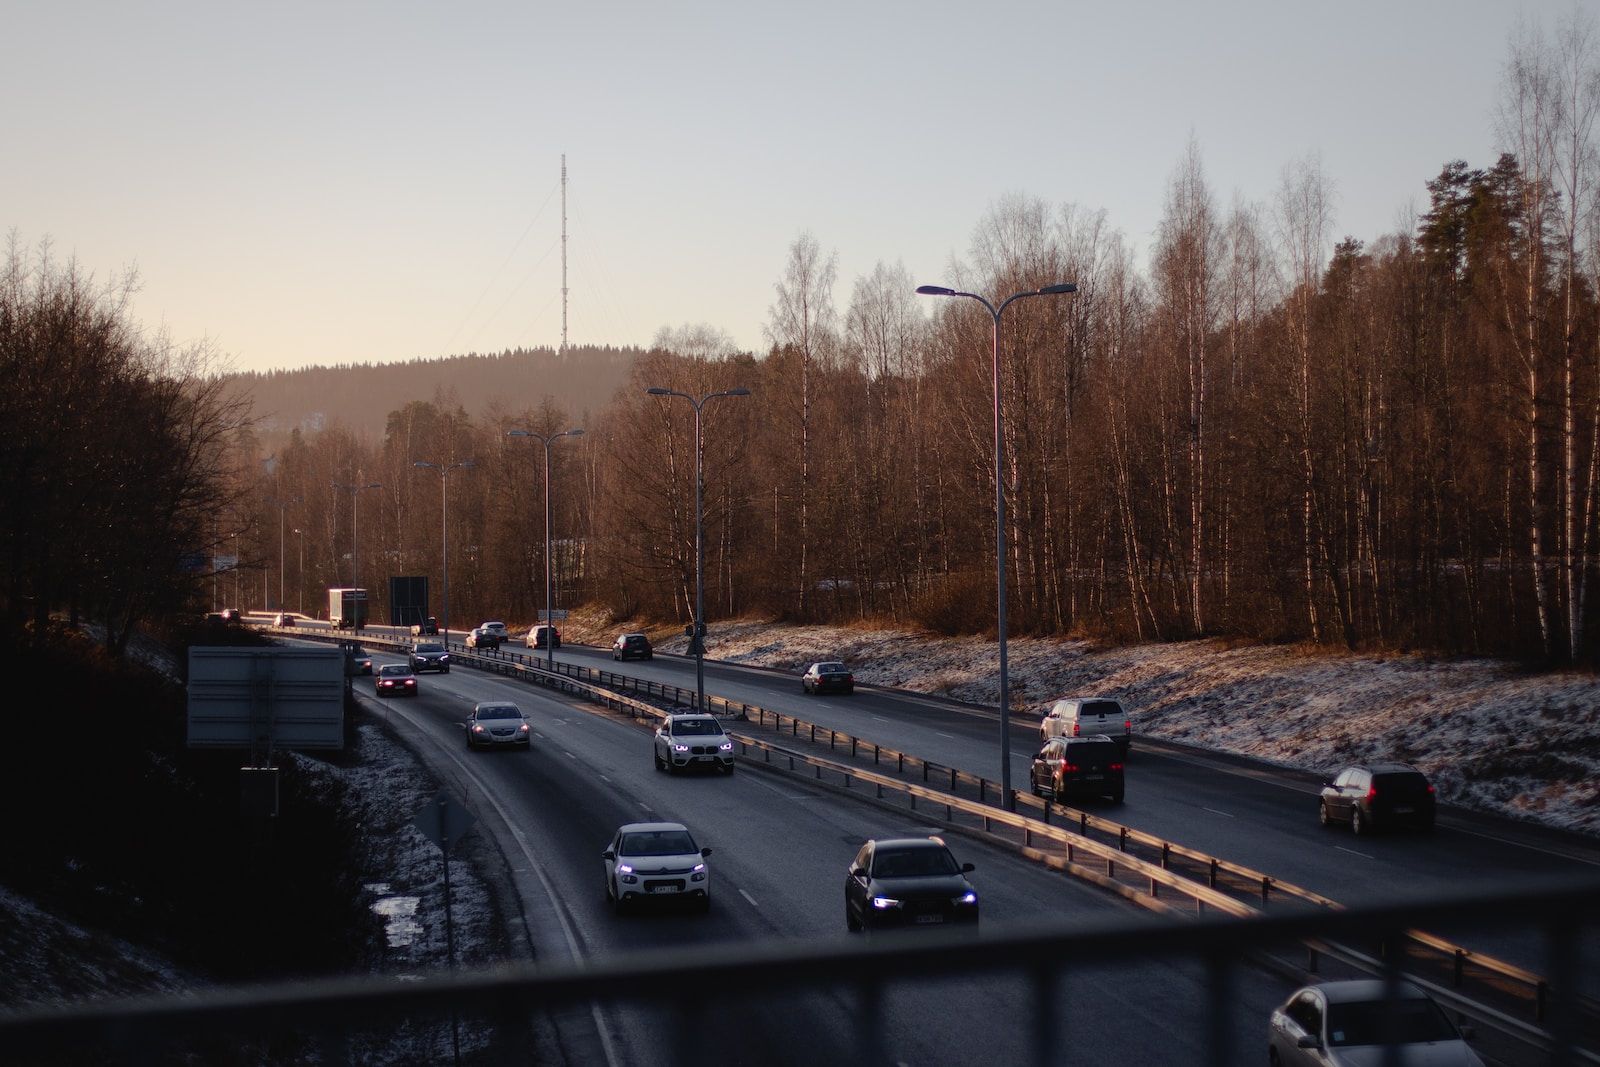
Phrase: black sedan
[
  {"left": 802, "top": 661, "right": 854, "bottom": 695},
  {"left": 844, "top": 837, "right": 978, "bottom": 933}
]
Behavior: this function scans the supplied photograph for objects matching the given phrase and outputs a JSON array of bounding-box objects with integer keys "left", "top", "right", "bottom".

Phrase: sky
[{"left": 3, "top": 1, "right": 1582, "bottom": 374}]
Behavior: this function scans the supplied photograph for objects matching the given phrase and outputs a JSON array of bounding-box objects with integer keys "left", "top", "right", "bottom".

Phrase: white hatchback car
[
  {"left": 601, "top": 822, "right": 712, "bottom": 913},
  {"left": 653, "top": 713, "right": 735, "bottom": 774},
  {"left": 1268, "top": 979, "right": 1484, "bottom": 1066}
]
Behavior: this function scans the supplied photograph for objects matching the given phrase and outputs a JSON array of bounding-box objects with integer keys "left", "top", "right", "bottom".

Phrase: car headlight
[
  {"left": 617, "top": 863, "right": 637, "bottom": 884},
  {"left": 718, "top": 740, "right": 733, "bottom": 752},
  {"left": 516, "top": 724, "right": 529, "bottom": 734},
  {"left": 672, "top": 742, "right": 690, "bottom": 753},
  {"left": 956, "top": 892, "right": 978, "bottom": 906},
  {"left": 691, "top": 863, "right": 707, "bottom": 882},
  {"left": 439, "top": 654, "right": 449, "bottom": 662},
  {"left": 870, "top": 895, "right": 902, "bottom": 911}
]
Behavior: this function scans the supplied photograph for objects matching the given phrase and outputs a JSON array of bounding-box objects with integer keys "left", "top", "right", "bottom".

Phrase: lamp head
[
  {"left": 647, "top": 387, "right": 671, "bottom": 396},
  {"left": 1041, "top": 283, "right": 1078, "bottom": 295},
  {"left": 727, "top": 388, "right": 751, "bottom": 397},
  {"left": 916, "top": 285, "right": 956, "bottom": 296}
]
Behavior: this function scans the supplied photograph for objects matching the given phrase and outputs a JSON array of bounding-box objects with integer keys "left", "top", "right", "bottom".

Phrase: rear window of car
[
  {"left": 1081, "top": 700, "right": 1123, "bottom": 716},
  {"left": 1374, "top": 772, "right": 1431, "bottom": 793},
  {"left": 1069, "top": 740, "right": 1121, "bottom": 763}
]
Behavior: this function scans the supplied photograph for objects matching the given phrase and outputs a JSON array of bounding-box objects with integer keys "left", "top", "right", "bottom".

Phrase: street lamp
[
  {"left": 413, "top": 461, "right": 476, "bottom": 642},
  {"left": 265, "top": 496, "right": 301, "bottom": 614},
  {"left": 508, "top": 429, "right": 583, "bottom": 670},
  {"left": 646, "top": 386, "right": 750, "bottom": 711},
  {"left": 293, "top": 528, "right": 305, "bottom": 616},
  {"left": 329, "top": 480, "right": 382, "bottom": 593},
  {"left": 916, "top": 282, "right": 1077, "bottom": 808}
]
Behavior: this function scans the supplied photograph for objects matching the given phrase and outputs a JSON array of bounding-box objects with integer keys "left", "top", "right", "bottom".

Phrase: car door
[{"left": 844, "top": 843, "right": 873, "bottom": 918}]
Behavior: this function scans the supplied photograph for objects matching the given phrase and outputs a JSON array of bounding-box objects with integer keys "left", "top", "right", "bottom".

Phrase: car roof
[
  {"left": 473, "top": 701, "right": 520, "bottom": 712},
  {"left": 379, "top": 663, "right": 411, "bottom": 673},
  {"left": 1299, "top": 979, "right": 1428, "bottom": 1003},
  {"left": 616, "top": 821, "right": 689, "bottom": 834},
  {"left": 868, "top": 836, "right": 948, "bottom": 851}
]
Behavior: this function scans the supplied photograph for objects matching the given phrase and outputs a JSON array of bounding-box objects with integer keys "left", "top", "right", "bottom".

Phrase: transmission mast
[{"left": 560, "top": 155, "right": 568, "bottom": 354}]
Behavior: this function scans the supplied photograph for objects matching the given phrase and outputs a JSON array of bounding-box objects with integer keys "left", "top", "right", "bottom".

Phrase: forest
[{"left": 6, "top": 23, "right": 1600, "bottom": 665}]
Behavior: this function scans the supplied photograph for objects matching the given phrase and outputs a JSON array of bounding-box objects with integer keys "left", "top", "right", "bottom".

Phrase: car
[
  {"left": 1268, "top": 979, "right": 1483, "bottom": 1066},
  {"left": 527, "top": 624, "right": 562, "bottom": 649},
  {"left": 601, "top": 821, "right": 712, "bottom": 913},
  {"left": 410, "top": 617, "right": 438, "bottom": 636},
  {"left": 611, "top": 632, "right": 653, "bottom": 660},
  {"left": 1039, "top": 696, "right": 1131, "bottom": 754},
  {"left": 409, "top": 640, "right": 450, "bottom": 673},
  {"left": 844, "top": 836, "right": 979, "bottom": 933},
  {"left": 218, "top": 608, "right": 242, "bottom": 623},
  {"left": 343, "top": 642, "right": 373, "bottom": 676},
  {"left": 801, "top": 661, "right": 854, "bottom": 695},
  {"left": 1030, "top": 735, "right": 1125, "bottom": 803},
  {"left": 272, "top": 612, "right": 296, "bottom": 627},
  {"left": 1319, "top": 762, "right": 1437, "bottom": 835},
  {"left": 374, "top": 663, "right": 418, "bottom": 696},
  {"left": 466, "top": 626, "right": 501, "bottom": 650},
  {"left": 653, "top": 713, "right": 735, "bottom": 774},
  {"left": 465, "top": 701, "right": 531, "bottom": 750}
]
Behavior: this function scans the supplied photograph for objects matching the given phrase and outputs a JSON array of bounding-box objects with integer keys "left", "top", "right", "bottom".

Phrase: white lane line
[
  {"left": 1336, "top": 845, "right": 1374, "bottom": 859},
  {"left": 1201, "top": 807, "right": 1237, "bottom": 818},
  {"left": 739, "top": 889, "right": 759, "bottom": 907}
]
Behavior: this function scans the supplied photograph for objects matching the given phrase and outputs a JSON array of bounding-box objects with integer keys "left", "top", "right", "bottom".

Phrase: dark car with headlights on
[
  {"left": 1030, "top": 735, "right": 1124, "bottom": 803},
  {"left": 802, "top": 661, "right": 854, "bottom": 695},
  {"left": 611, "top": 632, "right": 653, "bottom": 660},
  {"left": 409, "top": 640, "right": 450, "bottom": 673},
  {"left": 1319, "top": 762, "right": 1436, "bottom": 835},
  {"left": 602, "top": 821, "right": 712, "bottom": 913},
  {"left": 653, "top": 713, "right": 735, "bottom": 774},
  {"left": 374, "top": 663, "right": 418, "bottom": 697},
  {"left": 844, "top": 836, "right": 978, "bottom": 933},
  {"left": 1268, "top": 979, "right": 1483, "bottom": 1066},
  {"left": 465, "top": 701, "right": 531, "bottom": 750}
]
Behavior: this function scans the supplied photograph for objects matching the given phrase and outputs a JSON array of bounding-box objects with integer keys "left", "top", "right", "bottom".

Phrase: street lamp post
[
  {"left": 413, "top": 461, "right": 475, "bottom": 642},
  {"left": 293, "top": 528, "right": 305, "bottom": 616},
  {"left": 265, "top": 496, "right": 302, "bottom": 614},
  {"left": 646, "top": 386, "right": 750, "bottom": 712},
  {"left": 916, "top": 282, "right": 1076, "bottom": 808},
  {"left": 330, "top": 482, "right": 381, "bottom": 623},
  {"left": 508, "top": 429, "right": 583, "bottom": 670}
]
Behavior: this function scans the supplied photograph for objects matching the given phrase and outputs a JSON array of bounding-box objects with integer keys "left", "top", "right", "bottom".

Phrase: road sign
[
  {"left": 414, "top": 792, "right": 476, "bottom": 853},
  {"left": 539, "top": 609, "right": 569, "bottom": 620}
]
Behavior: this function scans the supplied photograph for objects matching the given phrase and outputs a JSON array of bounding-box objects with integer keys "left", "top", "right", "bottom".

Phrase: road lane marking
[
  {"left": 1201, "top": 807, "right": 1236, "bottom": 818},
  {"left": 1336, "top": 845, "right": 1374, "bottom": 859},
  {"left": 739, "top": 889, "right": 759, "bottom": 907}
]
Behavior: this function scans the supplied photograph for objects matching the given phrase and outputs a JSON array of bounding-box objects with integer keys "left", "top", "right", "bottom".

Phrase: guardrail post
[
  {"left": 1119, "top": 827, "right": 1129, "bottom": 852},
  {"left": 922, "top": 762, "right": 929, "bottom": 783},
  {"left": 1161, "top": 842, "right": 1171, "bottom": 869},
  {"left": 1537, "top": 981, "right": 1548, "bottom": 1022},
  {"left": 1079, "top": 812, "right": 1088, "bottom": 835},
  {"left": 1209, "top": 859, "right": 1219, "bottom": 889},
  {"left": 1261, "top": 878, "right": 1271, "bottom": 906},
  {"left": 1307, "top": 946, "right": 1319, "bottom": 973}
]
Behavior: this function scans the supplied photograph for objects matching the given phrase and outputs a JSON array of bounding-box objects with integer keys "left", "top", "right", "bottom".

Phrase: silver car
[
  {"left": 601, "top": 821, "right": 711, "bottom": 913},
  {"left": 465, "top": 701, "right": 530, "bottom": 750},
  {"left": 1268, "top": 980, "right": 1483, "bottom": 1066}
]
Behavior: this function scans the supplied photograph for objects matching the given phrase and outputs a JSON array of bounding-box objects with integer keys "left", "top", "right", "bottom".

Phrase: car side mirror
[
  {"left": 1296, "top": 1034, "right": 1320, "bottom": 1050},
  {"left": 850, "top": 866, "right": 866, "bottom": 878},
  {"left": 1033, "top": 751, "right": 1046, "bottom": 760},
  {"left": 701, "top": 847, "right": 713, "bottom": 857},
  {"left": 960, "top": 863, "right": 975, "bottom": 873},
  {"left": 601, "top": 849, "right": 615, "bottom": 861}
]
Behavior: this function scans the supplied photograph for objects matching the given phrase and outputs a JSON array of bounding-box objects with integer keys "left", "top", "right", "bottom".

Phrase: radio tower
[{"left": 560, "top": 155, "right": 568, "bottom": 354}]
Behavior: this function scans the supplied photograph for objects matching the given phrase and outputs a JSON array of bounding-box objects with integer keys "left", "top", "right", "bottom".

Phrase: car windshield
[
  {"left": 1326, "top": 997, "right": 1458, "bottom": 1047},
  {"left": 477, "top": 705, "right": 519, "bottom": 719},
  {"left": 415, "top": 642, "right": 443, "bottom": 652},
  {"left": 621, "top": 830, "right": 697, "bottom": 856},
  {"left": 672, "top": 718, "right": 722, "bottom": 736},
  {"left": 872, "top": 847, "right": 959, "bottom": 878},
  {"left": 380, "top": 665, "right": 409, "bottom": 677}
]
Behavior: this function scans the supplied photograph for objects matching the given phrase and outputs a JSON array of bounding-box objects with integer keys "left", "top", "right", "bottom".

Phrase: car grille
[{"left": 686, "top": 744, "right": 720, "bottom": 755}]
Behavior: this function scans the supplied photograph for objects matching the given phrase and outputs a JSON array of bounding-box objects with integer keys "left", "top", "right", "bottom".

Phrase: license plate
[
  {"left": 914, "top": 914, "right": 944, "bottom": 924},
  {"left": 650, "top": 886, "right": 674, "bottom": 894},
  {"left": 1395, "top": 806, "right": 1414, "bottom": 814},
  {"left": 1086, "top": 774, "right": 1104, "bottom": 781}
]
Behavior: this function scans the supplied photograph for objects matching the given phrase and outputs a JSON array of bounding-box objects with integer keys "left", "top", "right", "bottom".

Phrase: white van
[{"left": 1039, "top": 697, "right": 1131, "bottom": 754}]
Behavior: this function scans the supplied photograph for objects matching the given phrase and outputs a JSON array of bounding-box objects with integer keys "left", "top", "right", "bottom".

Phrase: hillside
[{"left": 224, "top": 345, "right": 644, "bottom": 446}]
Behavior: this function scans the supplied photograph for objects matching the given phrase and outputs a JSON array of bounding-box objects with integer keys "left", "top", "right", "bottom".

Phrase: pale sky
[{"left": 4, "top": 1, "right": 1577, "bottom": 374}]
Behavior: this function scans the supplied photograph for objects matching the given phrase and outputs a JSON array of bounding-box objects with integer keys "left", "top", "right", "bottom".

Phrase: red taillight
[
  {"left": 1061, "top": 762, "right": 1079, "bottom": 773},
  {"left": 1124, "top": 720, "right": 1131, "bottom": 732},
  {"left": 1366, "top": 786, "right": 1379, "bottom": 802},
  {"left": 1427, "top": 784, "right": 1435, "bottom": 793},
  {"left": 1111, "top": 762, "right": 1124, "bottom": 771},
  {"left": 1071, "top": 723, "right": 1081, "bottom": 736}
]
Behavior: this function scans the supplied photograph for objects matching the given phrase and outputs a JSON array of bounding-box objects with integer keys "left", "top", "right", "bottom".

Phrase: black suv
[
  {"left": 1319, "top": 763, "right": 1436, "bottom": 834},
  {"left": 1030, "top": 735, "right": 1125, "bottom": 803}
]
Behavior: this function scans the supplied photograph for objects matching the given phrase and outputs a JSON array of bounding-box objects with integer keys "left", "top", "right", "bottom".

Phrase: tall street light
[
  {"left": 508, "top": 429, "right": 583, "bottom": 671},
  {"left": 646, "top": 386, "right": 750, "bottom": 712},
  {"left": 330, "top": 481, "right": 382, "bottom": 595},
  {"left": 414, "top": 461, "right": 476, "bottom": 642},
  {"left": 916, "top": 282, "right": 1077, "bottom": 808},
  {"left": 265, "top": 496, "right": 302, "bottom": 614},
  {"left": 293, "top": 528, "right": 305, "bottom": 616}
]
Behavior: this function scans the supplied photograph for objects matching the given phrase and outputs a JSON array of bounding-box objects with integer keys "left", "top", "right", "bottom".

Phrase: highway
[{"left": 300, "top": 623, "right": 1600, "bottom": 1065}]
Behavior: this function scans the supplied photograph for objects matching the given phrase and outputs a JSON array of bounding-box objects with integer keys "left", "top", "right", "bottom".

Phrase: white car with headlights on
[
  {"left": 653, "top": 713, "right": 735, "bottom": 774},
  {"left": 465, "top": 701, "right": 531, "bottom": 750},
  {"left": 601, "top": 822, "right": 712, "bottom": 913}
]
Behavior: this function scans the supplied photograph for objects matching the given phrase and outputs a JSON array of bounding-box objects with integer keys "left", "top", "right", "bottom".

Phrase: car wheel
[
  {"left": 654, "top": 750, "right": 666, "bottom": 771},
  {"left": 1030, "top": 774, "right": 1044, "bottom": 798},
  {"left": 645, "top": 653, "right": 653, "bottom": 660},
  {"left": 442, "top": 666, "right": 449, "bottom": 673},
  {"left": 1319, "top": 800, "right": 1333, "bottom": 827},
  {"left": 1352, "top": 807, "right": 1367, "bottom": 835},
  {"left": 846, "top": 904, "right": 862, "bottom": 933}
]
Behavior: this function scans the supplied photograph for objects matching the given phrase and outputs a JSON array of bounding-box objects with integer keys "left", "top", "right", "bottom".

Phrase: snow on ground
[{"left": 572, "top": 614, "right": 1600, "bottom": 839}]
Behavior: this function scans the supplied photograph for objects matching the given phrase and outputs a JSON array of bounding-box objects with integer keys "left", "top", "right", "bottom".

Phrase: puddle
[{"left": 365, "top": 882, "right": 422, "bottom": 948}]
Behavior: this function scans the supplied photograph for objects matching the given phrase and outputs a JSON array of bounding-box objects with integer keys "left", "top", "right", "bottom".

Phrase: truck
[{"left": 328, "top": 587, "right": 369, "bottom": 630}]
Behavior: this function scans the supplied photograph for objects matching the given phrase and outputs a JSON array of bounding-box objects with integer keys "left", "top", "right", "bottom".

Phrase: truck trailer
[{"left": 328, "top": 587, "right": 369, "bottom": 630}]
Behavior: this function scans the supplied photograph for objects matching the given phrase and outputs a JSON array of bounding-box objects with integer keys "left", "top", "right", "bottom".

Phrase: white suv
[
  {"left": 653, "top": 713, "right": 735, "bottom": 774},
  {"left": 1039, "top": 697, "right": 1131, "bottom": 754}
]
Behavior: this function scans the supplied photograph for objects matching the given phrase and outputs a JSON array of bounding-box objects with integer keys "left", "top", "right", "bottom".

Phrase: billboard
[{"left": 187, "top": 646, "right": 345, "bottom": 750}]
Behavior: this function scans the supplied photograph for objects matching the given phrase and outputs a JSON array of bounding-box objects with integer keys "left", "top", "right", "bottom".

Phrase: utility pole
[{"left": 561, "top": 154, "right": 568, "bottom": 354}]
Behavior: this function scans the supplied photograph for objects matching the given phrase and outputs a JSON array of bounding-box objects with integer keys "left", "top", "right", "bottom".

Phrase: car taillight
[
  {"left": 1111, "top": 762, "right": 1124, "bottom": 771},
  {"left": 1366, "top": 785, "right": 1379, "bottom": 802},
  {"left": 1124, "top": 720, "right": 1131, "bottom": 732},
  {"left": 1061, "top": 762, "right": 1079, "bottom": 772},
  {"left": 1071, "top": 723, "right": 1080, "bottom": 736}
]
